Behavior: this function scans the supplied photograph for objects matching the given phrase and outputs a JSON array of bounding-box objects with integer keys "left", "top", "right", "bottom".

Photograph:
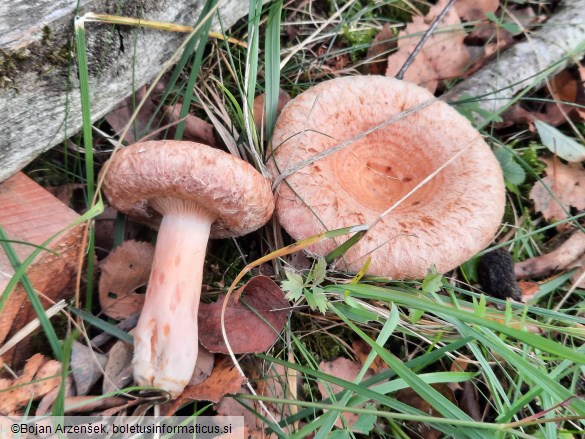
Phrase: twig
[{"left": 514, "top": 230, "right": 585, "bottom": 279}]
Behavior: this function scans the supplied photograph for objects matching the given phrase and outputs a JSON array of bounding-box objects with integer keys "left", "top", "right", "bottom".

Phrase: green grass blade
[
  {"left": 52, "top": 332, "right": 75, "bottom": 417},
  {"left": 69, "top": 308, "right": 134, "bottom": 345},
  {"left": 331, "top": 307, "right": 484, "bottom": 439},
  {"left": 264, "top": 0, "right": 283, "bottom": 141},
  {"left": 331, "top": 284, "right": 585, "bottom": 364},
  {"left": 174, "top": 0, "right": 218, "bottom": 140},
  {"left": 74, "top": 18, "right": 97, "bottom": 311}
]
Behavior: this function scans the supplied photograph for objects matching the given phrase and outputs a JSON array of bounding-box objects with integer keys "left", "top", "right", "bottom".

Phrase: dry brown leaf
[
  {"left": 0, "top": 354, "right": 61, "bottom": 415},
  {"left": 455, "top": 0, "right": 499, "bottom": 22},
  {"left": 199, "top": 276, "right": 289, "bottom": 354},
  {"left": 164, "top": 356, "right": 244, "bottom": 412},
  {"left": 386, "top": 0, "right": 469, "bottom": 92},
  {"left": 216, "top": 363, "right": 296, "bottom": 438},
  {"left": 99, "top": 240, "right": 154, "bottom": 320},
  {"left": 102, "top": 340, "right": 133, "bottom": 395},
  {"left": 352, "top": 340, "right": 388, "bottom": 374},
  {"left": 500, "top": 69, "right": 585, "bottom": 128},
  {"left": 252, "top": 90, "right": 291, "bottom": 134},
  {"left": 162, "top": 104, "right": 218, "bottom": 147},
  {"left": 105, "top": 85, "right": 162, "bottom": 144},
  {"left": 386, "top": 48, "right": 438, "bottom": 92},
  {"left": 366, "top": 24, "right": 396, "bottom": 75},
  {"left": 459, "top": 381, "right": 482, "bottom": 421},
  {"left": 396, "top": 384, "right": 456, "bottom": 439},
  {"left": 318, "top": 358, "right": 372, "bottom": 430},
  {"left": 189, "top": 344, "right": 215, "bottom": 386},
  {"left": 71, "top": 341, "right": 108, "bottom": 396},
  {"left": 530, "top": 158, "right": 585, "bottom": 222}
]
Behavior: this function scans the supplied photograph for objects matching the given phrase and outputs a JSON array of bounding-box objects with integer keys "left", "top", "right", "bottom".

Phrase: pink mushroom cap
[{"left": 267, "top": 76, "right": 505, "bottom": 279}]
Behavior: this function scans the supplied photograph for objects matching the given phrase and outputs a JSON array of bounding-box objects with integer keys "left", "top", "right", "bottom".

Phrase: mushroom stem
[{"left": 133, "top": 198, "right": 214, "bottom": 397}]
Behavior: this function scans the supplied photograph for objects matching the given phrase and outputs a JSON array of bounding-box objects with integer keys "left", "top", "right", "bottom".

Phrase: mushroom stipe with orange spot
[{"left": 100, "top": 140, "right": 274, "bottom": 397}]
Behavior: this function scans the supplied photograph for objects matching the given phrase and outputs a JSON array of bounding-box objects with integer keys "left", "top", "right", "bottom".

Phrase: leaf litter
[
  {"left": 529, "top": 157, "right": 585, "bottom": 222},
  {"left": 385, "top": 0, "right": 470, "bottom": 92},
  {"left": 199, "top": 275, "right": 289, "bottom": 354},
  {"left": 98, "top": 240, "right": 154, "bottom": 320}
]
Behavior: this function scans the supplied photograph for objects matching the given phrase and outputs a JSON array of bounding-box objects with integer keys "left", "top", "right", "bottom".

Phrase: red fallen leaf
[
  {"left": 163, "top": 356, "right": 244, "bottom": 412},
  {"left": 199, "top": 276, "right": 289, "bottom": 354},
  {"left": 98, "top": 241, "right": 154, "bottom": 320}
]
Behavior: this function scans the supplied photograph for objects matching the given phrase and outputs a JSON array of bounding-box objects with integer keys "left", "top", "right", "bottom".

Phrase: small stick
[{"left": 515, "top": 230, "right": 585, "bottom": 279}]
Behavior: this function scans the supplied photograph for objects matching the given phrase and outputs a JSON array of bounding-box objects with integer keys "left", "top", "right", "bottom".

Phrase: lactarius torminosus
[
  {"left": 100, "top": 140, "right": 274, "bottom": 397},
  {"left": 267, "top": 76, "right": 505, "bottom": 279}
]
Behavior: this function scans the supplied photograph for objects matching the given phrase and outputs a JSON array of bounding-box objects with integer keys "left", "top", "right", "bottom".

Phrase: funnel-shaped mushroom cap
[
  {"left": 267, "top": 76, "right": 505, "bottom": 279},
  {"left": 100, "top": 141, "right": 274, "bottom": 238}
]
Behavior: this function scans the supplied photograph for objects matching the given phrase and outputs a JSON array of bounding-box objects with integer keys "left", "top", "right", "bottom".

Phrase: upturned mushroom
[
  {"left": 100, "top": 140, "right": 274, "bottom": 397},
  {"left": 267, "top": 76, "right": 505, "bottom": 279}
]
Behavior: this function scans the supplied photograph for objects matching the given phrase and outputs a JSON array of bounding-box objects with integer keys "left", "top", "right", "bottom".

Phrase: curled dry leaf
[
  {"left": 102, "top": 340, "right": 134, "bottom": 395},
  {"left": 199, "top": 275, "right": 289, "bottom": 354},
  {"left": 386, "top": 0, "right": 469, "bottom": 92},
  {"left": 163, "top": 356, "right": 244, "bottom": 412},
  {"left": 530, "top": 158, "right": 585, "bottom": 222},
  {"left": 318, "top": 357, "right": 372, "bottom": 430},
  {"left": 0, "top": 354, "right": 61, "bottom": 415},
  {"left": 515, "top": 230, "right": 585, "bottom": 279},
  {"left": 99, "top": 240, "right": 155, "bottom": 320},
  {"left": 71, "top": 341, "right": 108, "bottom": 396}
]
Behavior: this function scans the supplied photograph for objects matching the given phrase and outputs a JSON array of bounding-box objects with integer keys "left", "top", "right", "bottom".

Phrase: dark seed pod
[{"left": 477, "top": 248, "right": 521, "bottom": 300}]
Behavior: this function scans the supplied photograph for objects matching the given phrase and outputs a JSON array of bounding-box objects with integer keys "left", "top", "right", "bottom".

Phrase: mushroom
[
  {"left": 267, "top": 76, "right": 505, "bottom": 279},
  {"left": 100, "top": 140, "right": 274, "bottom": 397}
]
